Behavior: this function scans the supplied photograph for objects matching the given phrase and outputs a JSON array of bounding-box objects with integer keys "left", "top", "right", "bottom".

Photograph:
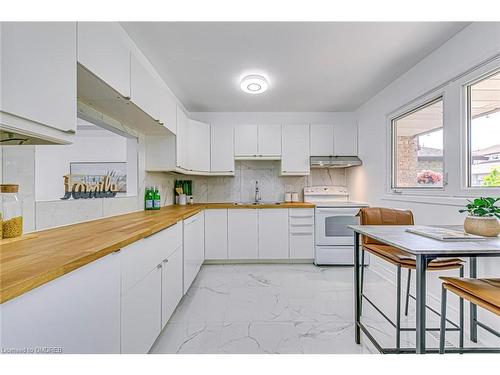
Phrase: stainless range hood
[{"left": 310, "top": 156, "right": 362, "bottom": 168}]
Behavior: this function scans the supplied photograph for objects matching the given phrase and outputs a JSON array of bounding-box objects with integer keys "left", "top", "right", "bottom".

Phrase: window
[
  {"left": 467, "top": 70, "right": 500, "bottom": 187},
  {"left": 392, "top": 98, "right": 444, "bottom": 189}
]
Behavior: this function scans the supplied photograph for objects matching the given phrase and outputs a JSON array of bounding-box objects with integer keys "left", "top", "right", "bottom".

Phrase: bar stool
[
  {"left": 358, "top": 207, "right": 465, "bottom": 351},
  {"left": 440, "top": 277, "right": 500, "bottom": 353}
]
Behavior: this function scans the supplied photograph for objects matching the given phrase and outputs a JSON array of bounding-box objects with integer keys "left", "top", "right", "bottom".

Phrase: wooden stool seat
[
  {"left": 364, "top": 243, "right": 464, "bottom": 270},
  {"left": 440, "top": 277, "right": 500, "bottom": 316}
]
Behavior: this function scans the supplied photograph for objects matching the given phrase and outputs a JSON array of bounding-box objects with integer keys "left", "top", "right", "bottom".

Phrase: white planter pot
[{"left": 464, "top": 216, "right": 500, "bottom": 237}]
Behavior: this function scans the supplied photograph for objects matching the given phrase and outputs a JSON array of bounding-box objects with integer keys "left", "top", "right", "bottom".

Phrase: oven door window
[{"left": 324, "top": 215, "right": 359, "bottom": 237}]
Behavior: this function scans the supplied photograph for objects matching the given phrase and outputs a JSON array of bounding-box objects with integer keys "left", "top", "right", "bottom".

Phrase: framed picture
[{"left": 70, "top": 162, "right": 127, "bottom": 193}]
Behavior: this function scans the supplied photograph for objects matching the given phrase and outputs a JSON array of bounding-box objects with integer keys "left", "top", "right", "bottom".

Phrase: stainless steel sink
[{"left": 233, "top": 201, "right": 282, "bottom": 206}]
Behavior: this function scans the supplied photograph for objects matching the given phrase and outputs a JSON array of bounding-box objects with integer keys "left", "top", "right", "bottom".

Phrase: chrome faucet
[{"left": 254, "top": 181, "right": 261, "bottom": 203}]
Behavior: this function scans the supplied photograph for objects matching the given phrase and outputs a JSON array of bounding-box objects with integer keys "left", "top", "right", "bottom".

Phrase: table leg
[
  {"left": 415, "top": 255, "right": 427, "bottom": 354},
  {"left": 469, "top": 256, "right": 478, "bottom": 343},
  {"left": 354, "top": 231, "right": 361, "bottom": 344}
]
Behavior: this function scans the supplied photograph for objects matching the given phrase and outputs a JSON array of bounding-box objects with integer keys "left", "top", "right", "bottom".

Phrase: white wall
[{"left": 350, "top": 22, "right": 500, "bottom": 344}]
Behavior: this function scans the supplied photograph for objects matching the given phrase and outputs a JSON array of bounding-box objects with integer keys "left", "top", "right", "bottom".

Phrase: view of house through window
[
  {"left": 468, "top": 70, "right": 500, "bottom": 187},
  {"left": 392, "top": 98, "right": 444, "bottom": 188}
]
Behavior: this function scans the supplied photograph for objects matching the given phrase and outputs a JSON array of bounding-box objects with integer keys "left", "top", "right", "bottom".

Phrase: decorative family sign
[{"left": 60, "top": 174, "right": 119, "bottom": 200}]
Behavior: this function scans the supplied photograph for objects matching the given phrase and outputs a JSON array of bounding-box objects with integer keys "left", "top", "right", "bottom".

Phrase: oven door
[{"left": 315, "top": 207, "right": 360, "bottom": 246}]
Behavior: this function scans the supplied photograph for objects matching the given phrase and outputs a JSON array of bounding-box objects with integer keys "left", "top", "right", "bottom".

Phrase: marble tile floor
[{"left": 150, "top": 264, "right": 477, "bottom": 354}]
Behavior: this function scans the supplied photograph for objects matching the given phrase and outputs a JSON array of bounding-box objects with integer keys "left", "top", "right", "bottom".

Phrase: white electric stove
[{"left": 304, "top": 186, "right": 369, "bottom": 265}]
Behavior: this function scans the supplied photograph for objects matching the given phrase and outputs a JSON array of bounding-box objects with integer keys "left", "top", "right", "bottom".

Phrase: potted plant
[{"left": 459, "top": 197, "right": 500, "bottom": 237}]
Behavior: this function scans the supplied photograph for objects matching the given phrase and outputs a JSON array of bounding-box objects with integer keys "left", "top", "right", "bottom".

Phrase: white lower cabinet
[
  {"left": 205, "top": 209, "right": 228, "bottom": 260},
  {"left": 228, "top": 209, "right": 258, "bottom": 259},
  {"left": 183, "top": 212, "right": 205, "bottom": 293},
  {"left": 161, "top": 246, "right": 183, "bottom": 329},
  {"left": 289, "top": 209, "right": 315, "bottom": 259},
  {"left": 0, "top": 252, "right": 121, "bottom": 354},
  {"left": 258, "top": 209, "right": 289, "bottom": 259},
  {"left": 121, "top": 265, "right": 162, "bottom": 354}
]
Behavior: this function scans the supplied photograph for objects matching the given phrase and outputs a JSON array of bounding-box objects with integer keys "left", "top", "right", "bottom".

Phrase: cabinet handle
[
  {"left": 163, "top": 258, "right": 169, "bottom": 263},
  {"left": 123, "top": 96, "right": 131, "bottom": 101},
  {"left": 114, "top": 249, "right": 121, "bottom": 254},
  {"left": 157, "top": 264, "right": 162, "bottom": 269},
  {"left": 291, "top": 232, "right": 313, "bottom": 236}
]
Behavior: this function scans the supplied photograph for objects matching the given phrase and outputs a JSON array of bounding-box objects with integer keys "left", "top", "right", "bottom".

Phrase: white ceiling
[{"left": 121, "top": 22, "right": 469, "bottom": 112}]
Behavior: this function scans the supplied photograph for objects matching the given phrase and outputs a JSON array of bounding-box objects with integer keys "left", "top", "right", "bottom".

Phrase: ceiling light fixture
[{"left": 240, "top": 75, "right": 268, "bottom": 94}]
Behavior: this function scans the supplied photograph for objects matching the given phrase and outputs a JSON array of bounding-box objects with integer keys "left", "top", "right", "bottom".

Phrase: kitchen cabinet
[
  {"left": 205, "top": 209, "right": 228, "bottom": 260},
  {"left": 131, "top": 54, "right": 161, "bottom": 123},
  {"left": 289, "top": 209, "right": 315, "bottom": 259},
  {"left": 176, "top": 106, "right": 190, "bottom": 170},
  {"left": 159, "top": 82, "right": 177, "bottom": 135},
  {"left": 0, "top": 22, "right": 77, "bottom": 142},
  {"left": 258, "top": 209, "right": 289, "bottom": 259},
  {"left": 188, "top": 119, "right": 211, "bottom": 173},
  {"left": 0, "top": 252, "right": 121, "bottom": 354},
  {"left": 310, "top": 124, "right": 334, "bottom": 156},
  {"left": 234, "top": 124, "right": 258, "bottom": 157},
  {"left": 228, "top": 209, "right": 258, "bottom": 259},
  {"left": 121, "top": 265, "right": 162, "bottom": 354},
  {"left": 121, "top": 222, "right": 182, "bottom": 353},
  {"left": 183, "top": 212, "right": 205, "bottom": 293},
  {"left": 257, "top": 124, "right": 282, "bottom": 157},
  {"left": 211, "top": 125, "right": 235, "bottom": 173},
  {"left": 77, "top": 22, "right": 131, "bottom": 98},
  {"left": 161, "top": 246, "right": 183, "bottom": 329},
  {"left": 333, "top": 124, "right": 358, "bottom": 156},
  {"left": 234, "top": 124, "right": 282, "bottom": 158},
  {"left": 281, "top": 124, "right": 310, "bottom": 175}
]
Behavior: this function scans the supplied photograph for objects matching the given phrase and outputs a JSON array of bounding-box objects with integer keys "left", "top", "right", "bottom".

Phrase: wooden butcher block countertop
[{"left": 0, "top": 202, "right": 314, "bottom": 304}]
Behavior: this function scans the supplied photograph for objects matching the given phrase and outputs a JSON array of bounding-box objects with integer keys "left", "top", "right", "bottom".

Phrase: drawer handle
[
  {"left": 291, "top": 232, "right": 313, "bottom": 236},
  {"left": 290, "top": 224, "right": 313, "bottom": 227},
  {"left": 290, "top": 216, "right": 313, "bottom": 218}
]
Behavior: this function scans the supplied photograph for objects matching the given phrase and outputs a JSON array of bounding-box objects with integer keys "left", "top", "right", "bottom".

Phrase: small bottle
[
  {"left": 1, "top": 184, "right": 23, "bottom": 238},
  {"left": 153, "top": 186, "right": 161, "bottom": 210},
  {"left": 145, "top": 187, "right": 154, "bottom": 211}
]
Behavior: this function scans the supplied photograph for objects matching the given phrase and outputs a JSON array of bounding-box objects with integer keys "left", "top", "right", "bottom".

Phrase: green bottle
[
  {"left": 153, "top": 186, "right": 161, "bottom": 210},
  {"left": 145, "top": 186, "right": 154, "bottom": 210}
]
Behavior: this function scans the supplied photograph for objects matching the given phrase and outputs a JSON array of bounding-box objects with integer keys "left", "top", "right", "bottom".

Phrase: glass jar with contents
[{"left": 1, "top": 184, "right": 23, "bottom": 239}]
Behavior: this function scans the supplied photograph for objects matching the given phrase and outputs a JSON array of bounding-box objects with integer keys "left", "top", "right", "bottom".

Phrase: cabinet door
[
  {"left": 310, "top": 124, "right": 334, "bottom": 156},
  {"left": 1, "top": 22, "right": 76, "bottom": 134},
  {"left": 258, "top": 209, "right": 289, "bottom": 259},
  {"left": 131, "top": 54, "right": 160, "bottom": 122},
  {"left": 333, "top": 124, "right": 358, "bottom": 156},
  {"left": 258, "top": 124, "right": 282, "bottom": 156},
  {"left": 176, "top": 106, "right": 189, "bottom": 169},
  {"left": 183, "top": 212, "right": 205, "bottom": 293},
  {"left": 281, "top": 124, "right": 310, "bottom": 175},
  {"left": 161, "top": 246, "right": 183, "bottom": 328},
  {"left": 228, "top": 209, "right": 258, "bottom": 259},
  {"left": 159, "top": 82, "right": 177, "bottom": 135},
  {"left": 234, "top": 125, "right": 258, "bottom": 157},
  {"left": 121, "top": 265, "right": 162, "bottom": 354},
  {"left": 188, "top": 120, "right": 210, "bottom": 172},
  {"left": 205, "top": 209, "right": 228, "bottom": 260},
  {"left": 211, "top": 125, "right": 235, "bottom": 173},
  {"left": 0, "top": 253, "right": 121, "bottom": 354},
  {"left": 77, "top": 22, "right": 131, "bottom": 98},
  {"left": 289, "top": 233, "right": 315, "bottom": 259}
]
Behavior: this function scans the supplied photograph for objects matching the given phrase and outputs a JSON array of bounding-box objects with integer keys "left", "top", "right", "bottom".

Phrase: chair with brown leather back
[{"left": 357, "top": 207, "right": 465, "bottom": 351}]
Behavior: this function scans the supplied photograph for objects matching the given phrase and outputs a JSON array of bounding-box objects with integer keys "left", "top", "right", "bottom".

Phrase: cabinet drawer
[
  {"left": 121, "top": 222, "right": 181, "bottom": 293},
  {"left": 290, "top": 232, "right": 315, "bottom": 259},
  {"left": 289, "top": 208, "right": 314, "bottom": 217},
  {"left": 290, "top": 216, "right": 314, "bottom": 226}
]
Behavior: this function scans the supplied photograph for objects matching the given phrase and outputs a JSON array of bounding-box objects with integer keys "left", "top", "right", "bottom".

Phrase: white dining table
[{"left": 349, "top": 224, "right": 500, "bottom": 354}]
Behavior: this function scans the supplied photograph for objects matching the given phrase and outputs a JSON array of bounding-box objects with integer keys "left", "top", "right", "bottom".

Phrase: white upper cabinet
[
  {"left": 310, "top": 124, "right": 334, "bottom": 156},
  {"left": 188, "top": 119, "right": 211, "bottom": 172},
  {"left": 234, "top": 124, "right": 258, "bottom": 157},
  {"left": 77, "top": 22, "right": 131, "bottom": 98},
  {"left": 281, "top": 124, "right": 310, "bottom": 175},
  {"left": 176, "top": 106, "right": 189, "bottom": 170},
  {"left": 211, "top": 125, "right": 235, "bottom": 173},
  {"left": 258, "top": 209, "right": 289, "bottom": 259},
  {"left": 158, "top": 82, "right": 177, "bottom": 135},
  {"left": 258, "top": 124, "right": 282, "bottom": 157},
  {"left": 1, "top": 22, "right": 77, "bottom": 138},
  {"left": 131, "top": 54, "right": 161, "bottom": 122},
  {"left": 234, "top": 124, "right": 282, "bottom": 158},
  {"left": 333, "top": 124, "right": 358, "bottom": 156}
]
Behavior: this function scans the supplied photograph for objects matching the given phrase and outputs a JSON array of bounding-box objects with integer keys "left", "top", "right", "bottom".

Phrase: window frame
[
  {"left": 464, "top": 67, "right": 500, "bottom": 189},
  {"left": 389, "top": 94, "right": 446, "bottom": 192}
]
